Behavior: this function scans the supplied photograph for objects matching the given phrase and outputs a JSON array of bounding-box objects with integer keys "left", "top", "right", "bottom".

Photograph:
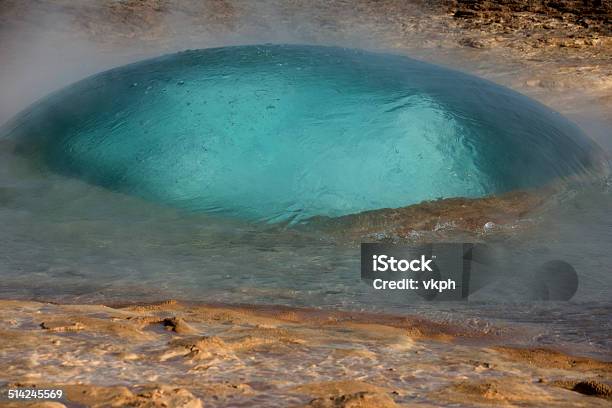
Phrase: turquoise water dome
[{"left": 2, "top": 45, "right": 599, "bottom": 222}]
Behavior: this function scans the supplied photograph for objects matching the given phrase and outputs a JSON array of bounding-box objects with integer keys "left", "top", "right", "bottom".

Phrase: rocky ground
[
  {"left": 442, "top": 0, "right": 612, "bottom": 123},
  {"left": 1, "top": 300, "right": 610, "bottom": 407}
]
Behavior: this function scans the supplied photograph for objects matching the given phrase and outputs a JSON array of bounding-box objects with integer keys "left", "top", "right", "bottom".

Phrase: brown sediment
[
  {"left": 121, "top": 299, "right": 180, "bottom": 312},
  {"left": 493, "top": 346, "right": 612, "bottom": 372},
  {"left": 2, "top": 402, "right": 68, "bottom": 408},
  {"left": 552, "top": 379, "right": 612, "bottom": 400},
  {"left": 301, "top": 391, "right": 400, "bottom": 408},
  {"left": 37, "top": 313, "right": 157, "bottom": 340},
  {"left": 1, "top": 299, "right": 610, "bottom": 407},
  {"left": 434, "top": 376, "right": 612, "bottom": 407},
  {"left": 155, "top": 301, "right": 497, "bottom": 340},
  {"left": 440, "top": 378, "right": 544, "bottom": 405},
  {"left": 305, "top": 188, "right": 554, "bottom": 242},
  {"left": 111, "top": 300, "right": 481, "bottom": 340},
  {"left": 437, "top": 1, "right": 612, "bottom": 118},
  {"left": 160, "top": 316, "right": 199, "bottom": 334},
  {"left": 450, "top": 1, "right": 611, "bottom": 43},
  {"left": 293, "top": 380, "right": 389, "bottom": 398},
  {"left": 3, "top": 383, "right": 204, "bottom": 408}
]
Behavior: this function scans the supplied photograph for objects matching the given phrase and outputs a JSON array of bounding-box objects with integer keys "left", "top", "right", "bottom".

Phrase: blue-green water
[{"left": 3, "top": 45, "right": 599, "bottom": 222}]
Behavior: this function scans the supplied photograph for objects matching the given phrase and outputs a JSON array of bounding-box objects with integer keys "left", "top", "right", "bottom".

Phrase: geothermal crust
[{"left": 1, "top": 300, "right": 611, "bottom": 407}]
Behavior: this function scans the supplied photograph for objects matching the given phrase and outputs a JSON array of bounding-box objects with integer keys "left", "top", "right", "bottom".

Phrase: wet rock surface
[{"left": 1, "top": 300, "right": 610, "bottom": 407}]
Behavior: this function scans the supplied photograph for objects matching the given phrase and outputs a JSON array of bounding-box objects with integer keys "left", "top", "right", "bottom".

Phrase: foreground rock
[{"left": 0, "top": 300, "right": 609, "bottom": 407}]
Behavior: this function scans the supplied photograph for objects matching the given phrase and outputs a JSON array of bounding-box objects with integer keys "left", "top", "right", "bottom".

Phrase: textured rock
[{"left": 305, "top": 391, "right": 399, "bottom": 408}]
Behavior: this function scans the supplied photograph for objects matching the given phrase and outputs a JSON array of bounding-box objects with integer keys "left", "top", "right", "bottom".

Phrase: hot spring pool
[
  {"left": 0, "top": 45, "right": 610, "bottom": 356},
  {"left": 1, "top": 44, "right": 600, "bottom": 222}
]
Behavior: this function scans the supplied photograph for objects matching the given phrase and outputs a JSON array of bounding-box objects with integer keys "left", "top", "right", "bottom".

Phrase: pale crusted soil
[{"left": 0, "top": 300, "right": 610, "bottom": 407}]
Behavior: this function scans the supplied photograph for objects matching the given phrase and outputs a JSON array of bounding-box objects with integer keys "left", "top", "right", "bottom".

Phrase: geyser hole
[{"left": 3, "top": 45, "right": 600, "bottom": 222}]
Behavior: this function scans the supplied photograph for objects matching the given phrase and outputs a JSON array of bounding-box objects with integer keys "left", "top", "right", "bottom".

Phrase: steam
[
  {"left": 0, "top": 0, "right": 384, "bottom": 125},
  {"left": 1, "top": 0, "right": 609, "bottom": 155}
]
